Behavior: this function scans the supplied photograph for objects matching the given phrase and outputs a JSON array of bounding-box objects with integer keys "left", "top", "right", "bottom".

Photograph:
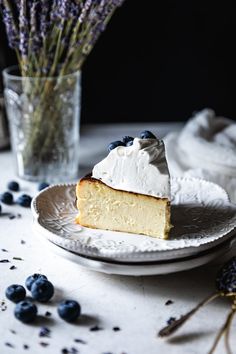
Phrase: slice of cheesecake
[
  {"left": 76, "top": 175, "right": 171, "bottom": 239},
  {"left": 76, "top": 133, "right": 171, "bottom": 239}
]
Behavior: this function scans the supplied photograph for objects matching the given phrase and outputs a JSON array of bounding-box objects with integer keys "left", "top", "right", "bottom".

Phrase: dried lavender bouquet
[{"left": 0, "top": 0, "right": 124, "bottom": 178}]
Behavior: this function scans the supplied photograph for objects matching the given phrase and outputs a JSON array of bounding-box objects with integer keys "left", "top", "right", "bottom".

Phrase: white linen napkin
[{"left": 164, "top": 109, "right": 236, "bottom": 203}]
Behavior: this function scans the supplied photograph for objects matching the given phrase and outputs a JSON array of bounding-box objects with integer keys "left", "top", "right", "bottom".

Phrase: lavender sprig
[
  {"left": 78, "top": 0, "right": 92, "bottom": 24},
  {"left": 1, "top": 0, "right": 125, "bottom": 76},
  {"left": 0, "top": 0, "right": 19, "bottom": 49},
  {"left": 159, "top": 258, "right": 236, "bottom": 354},
  {"left": 40, "top": 0, "right": 51, "bottom": 39},
  {"left": 19, "top": 0, "right": 28, "bottom": 61},
  {"left": 29, "top": 0, "right": 41, "bottom": 55},
  {"left": 0, "top": 0, "right": 125, "bottom": 186}
]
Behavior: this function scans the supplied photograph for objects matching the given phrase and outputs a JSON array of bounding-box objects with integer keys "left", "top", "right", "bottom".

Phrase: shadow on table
[
  {"left": 167, "top": 330, "right": 213, "bottom": 345},
  {"left": 85, "top": 263, "right": 230, "bottom": 310}
]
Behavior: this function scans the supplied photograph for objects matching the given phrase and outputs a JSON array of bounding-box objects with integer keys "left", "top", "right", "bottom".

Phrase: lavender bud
[
  {"left": 19, "top": 0, "right": 29, "bottom": 56},
  {"left": 40, "top": 0, "right": 51, "bottom": 38},
  {"left": 78, "top": 0, "right": 92, "bottom": 24},
  {"left": 1, "top": 0, "right": 19, "bottom": 49}
]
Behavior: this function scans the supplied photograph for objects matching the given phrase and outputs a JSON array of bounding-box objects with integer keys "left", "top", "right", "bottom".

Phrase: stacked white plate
[{"left": 32, "top": 177, "right": 236, "bottom": 276}]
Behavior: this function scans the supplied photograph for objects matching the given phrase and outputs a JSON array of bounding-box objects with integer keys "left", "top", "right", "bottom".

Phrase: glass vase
[{"left": 3, "top": 66, "right": 81, "bottom": 182}]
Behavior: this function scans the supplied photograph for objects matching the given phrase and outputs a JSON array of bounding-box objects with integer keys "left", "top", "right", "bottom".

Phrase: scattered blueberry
[
  {"left": 140, "top": 130, "right": 157, "bottom": 139},
  {"left": 57, "top": 300, "right": 81, "bottom": 322},
  {"left": 107, "top": 140, "right": 126, "bottom": 152},
  {"left": 5, "top": 284, "right": 26, "bottom": 303},
  {"left": 23, "top": 344, "right": 29, "bottom": 350},
  {"left": 216, "top": 257, "right": 236, "bottom": 293},
  {"left": 14, "top": 300, "right": 37, "bottom": 323},
  {"left": 25, "top": 273, "right": 48, "bottom": 291},
  {"left": 126, "top": 139, "right": 134, "bottom": 146},
  {"left": 16, "top": 194, "right": 32, "bottom": 207},
  {"left": 31, "top": 279, "right": 54, "bottom": 302},
  {"left": 38, "top": 182, "right": 49, "bottom": 191},
  {"left": 122, "top": 136, "right": 134, "bottom": 145},
  {"left": 7, "top": 181, "right": 19, "bottom": 192},
  {"left": 0, "top": 191, "right": 13, "bottom": 205}
]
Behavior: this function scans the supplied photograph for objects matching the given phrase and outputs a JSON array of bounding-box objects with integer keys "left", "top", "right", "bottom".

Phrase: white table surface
[{"left": 0, "top": 123, "right": 235, "bottom": 354}]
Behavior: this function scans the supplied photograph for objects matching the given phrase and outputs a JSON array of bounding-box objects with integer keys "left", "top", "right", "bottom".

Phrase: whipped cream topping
[{"left": 92, "top": 138, "right": 170, "bottom": 199}]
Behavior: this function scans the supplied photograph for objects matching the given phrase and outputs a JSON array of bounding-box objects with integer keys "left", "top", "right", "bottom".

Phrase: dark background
[{"left": 1, "top": 0, "right": 236, "bottom": 123}]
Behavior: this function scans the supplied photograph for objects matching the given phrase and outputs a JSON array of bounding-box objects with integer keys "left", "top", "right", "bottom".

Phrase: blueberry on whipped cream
[
  {"left": 107, "top": 140, "right": 126, "bottom": 151},
  {"left": 140, "top": 130, "right": 157, "bottom": 139},
  {"left": 122, "top": 136, "right": 134, "bottom": 145},
  {"left": 93, "top": 133, "right": 170, "bottom": 200}
]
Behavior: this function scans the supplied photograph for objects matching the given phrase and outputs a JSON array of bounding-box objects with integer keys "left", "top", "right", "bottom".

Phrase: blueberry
[
  {"left": 7, "top": 181, "right": 19, "bottom": 192},
  {"left": 25, "top": 273, "right": 48, "bottom": 291},
  {"left": 38, "top": 182, "right": 49, "bottom": 191},
  {"left": 126, "top": 139, "right": 134, "bottom": 147},
  {"left": 5, "top": 284, "right": 26, "bottom": 303},
  {"left": 57, "top": 300, "right": 81, "bottom": 322},
  {"left": 0, "top": 192, "right": 13, "bottom": 205},
  {"left": 122, "top": 136, "right": 134, "bottom": 145},
  {"left": 31, "top": 279, "right": 54, "bottom": 302},
  {"left": 216, "top": 257, "right": 236, "bottom": 293},
  {"left": 14, "top": 301, "right": 37, "bottom": 323},
  {"left": 140, "top": 130, "right": 157, "bottom": 139},
  {"left": 107, "top": 140, "right": 126, "bottom": 152},
  {"left": 16, "top": 194, "right": 32, "bottom": 207}
]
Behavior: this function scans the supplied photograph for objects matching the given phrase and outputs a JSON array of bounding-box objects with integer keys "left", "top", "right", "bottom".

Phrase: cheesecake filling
[{"left": 92, "top": 138, "right": 170, "bottom": 199}]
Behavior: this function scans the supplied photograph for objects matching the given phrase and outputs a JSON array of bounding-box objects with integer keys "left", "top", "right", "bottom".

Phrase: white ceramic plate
[
  {"left": 32, "top": 177, "right": 236, "bottom": 263},
  {"left": 35, "top": 234, "right": 235, "bottom": 275}
]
